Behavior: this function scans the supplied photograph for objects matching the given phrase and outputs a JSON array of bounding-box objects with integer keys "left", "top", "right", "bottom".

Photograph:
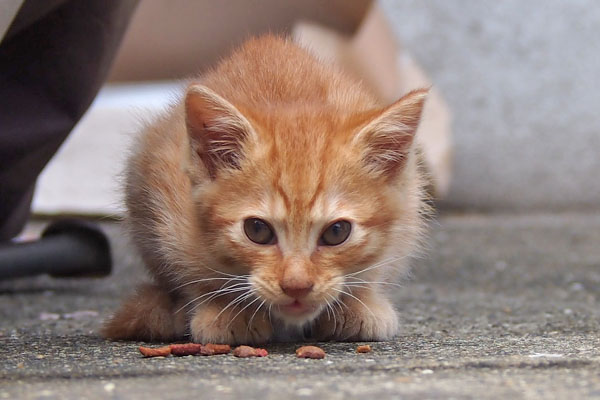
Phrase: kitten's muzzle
[{"left": 278, "top": 283, "right": 315, "bottom": 318}]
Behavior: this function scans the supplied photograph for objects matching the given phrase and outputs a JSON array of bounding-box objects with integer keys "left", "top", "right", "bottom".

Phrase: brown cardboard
[{"left": 108, "top": 0, "right": 372, "bottom": 81}]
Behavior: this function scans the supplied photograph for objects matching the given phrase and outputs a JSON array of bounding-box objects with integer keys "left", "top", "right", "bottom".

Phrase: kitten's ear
[
  {"left": 354, "top": 88, "right": 428, "bottom": 178},
  {"left": 185, "top": 84, "right": 256, "bottom": 179}
]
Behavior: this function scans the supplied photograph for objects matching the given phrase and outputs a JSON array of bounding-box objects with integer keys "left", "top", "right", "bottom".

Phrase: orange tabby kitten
[{"left": 102, "top": 35, "right": 428, "bottom": 344}]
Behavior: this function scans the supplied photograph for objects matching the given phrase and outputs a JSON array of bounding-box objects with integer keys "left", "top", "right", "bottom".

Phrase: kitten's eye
[
  {"left": 320, "top": 220, "right": 352, "bottom": 246},
  {"left": 244, "top": 218, "right": 276, "bottom": 245}
]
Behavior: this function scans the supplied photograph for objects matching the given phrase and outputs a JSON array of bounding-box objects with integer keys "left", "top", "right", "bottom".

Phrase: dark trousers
[{"left": 0, "top": 0, "right": 138, "bottom": 240}]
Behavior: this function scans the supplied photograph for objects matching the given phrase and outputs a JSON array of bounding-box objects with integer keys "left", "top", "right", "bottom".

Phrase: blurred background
[
  {"left": 382, "top": 1, "right": 600, "bottom": 211},
  {"left": 29, "top": 0, "right": 600, "bottom": 217}
]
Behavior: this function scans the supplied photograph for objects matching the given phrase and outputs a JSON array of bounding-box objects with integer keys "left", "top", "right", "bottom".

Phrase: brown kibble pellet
[
  {"left": 254, "top": 348, "right": 268, "bottom": 357},
  {"left": 233, "top": 345, "right": 268, "bottom": 358},
  {"left": 169, "top": 343, "right": 203, "bottom": 356},
  {"left": 201, "top": 343, "right": 231, "bottom": 355},
  {"left": 356, "top": 345, "right": 372, "bottom": 353},
  {"left": 296, "top": 345, "right": 325, "bottom": 359},
  {"left": 233, "top": 345, "right": 255, "bottom": 357},
  {"left": 139, "top": 345, "right": 171, "bottom": 358}
]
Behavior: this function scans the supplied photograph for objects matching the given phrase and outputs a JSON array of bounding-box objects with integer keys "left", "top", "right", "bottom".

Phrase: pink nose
[{"left": 280, "top": 283, "right": 314, "bottom": 299}]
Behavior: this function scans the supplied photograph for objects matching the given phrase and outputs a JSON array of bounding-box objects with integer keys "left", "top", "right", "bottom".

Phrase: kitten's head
[{"left": 184, "top": 84, "right": 428, "bottom": 325}]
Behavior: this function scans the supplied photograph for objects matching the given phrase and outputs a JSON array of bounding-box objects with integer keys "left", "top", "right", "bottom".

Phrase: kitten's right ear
[{"left": 185, "top": 84, "right": 257, "bottom": 179}]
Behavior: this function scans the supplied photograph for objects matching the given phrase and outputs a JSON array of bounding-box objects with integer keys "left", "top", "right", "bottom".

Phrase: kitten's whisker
[
  {"left": 202, "top": 266, "right": 249, "bottom": 279},
  {"left": 211, "top": 290, "right": 255, "bottom": 325},
  {"left": 267, "top": 303, "right": 273, "bottom": 324},
  {"left": 343, "top": 284, "right": 371, "bottom": 291},
  {"left": 332, "top": 294, "right": 350, "bottom": 313},
  {"left": 323, "top": 299, "right": 332, "bottom": 321},
  {"left": 226, "top": 295, "right": 261, "bottom": 331},
  {"left": 345, "top": 276, "right": 403, "bottom": 286},
  {"left": 325, "top": 294, "right": 340, "bottom": 336},
  {"left": 177, "top": 288, "right": 248, "bottom": 315},
  {"left": 188, "top": 286, "right": 252, "bottom": 314},
  {"left": 169, "top": 276, "right": 249, "bottom": 293},
  {"left": 223, "top": 293, "right": 254, "bottom": 321},
  {"left": 246, "top": 298, "right": 267, "bottom": 335},
  {"left": 344, "top": 256, "right": 406, "bottom": 278},
  {"left": 327, "top": 294, "right": 341, "bottom": 316},
  {"left": 328, "top": 300, "right": 337, "bottom": 335},
  {"left": 332, "top": 288, "right": 376, "bottom": 318},
  {"left": 344, "top": 280, "right": 403, "bottom": 289},
  {"left": 250, "top": 277, "right": 279, "bottom": 299},
  {"left": 175, "top": 284, "right": 252, "bottom": 314},
  {"left": 327, "top": 293, "right": 343, "bottom": 315},
  {"left": 174, "top": 276, "right": 251, "bottom": 311}
]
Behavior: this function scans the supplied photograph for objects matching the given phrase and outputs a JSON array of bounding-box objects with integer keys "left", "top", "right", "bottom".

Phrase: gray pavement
[{"left": 1, "top": 212, "right": 599, "bottom": 399}]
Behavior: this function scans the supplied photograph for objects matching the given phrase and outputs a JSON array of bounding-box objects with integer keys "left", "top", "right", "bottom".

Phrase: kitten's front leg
[
  {"left": 102, "top": 283, "right": 187, "bottom": 341},
  {"left": 189, "top": 299, "right": 273, "bottom": 345},
  {"left": 314, "top": 289, "right": 399, "bottom": 341}
]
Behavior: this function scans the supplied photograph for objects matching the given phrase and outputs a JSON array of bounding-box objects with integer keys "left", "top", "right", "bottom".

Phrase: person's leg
[{"left": 0, "top": 0, "right": 138, "bottom": 241}]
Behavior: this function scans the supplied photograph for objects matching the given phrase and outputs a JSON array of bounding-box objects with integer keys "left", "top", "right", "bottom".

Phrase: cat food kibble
[
  {"left": 139, "top": 345, "right": 172, "bottom": 357},
  {"left": 169, "top": 343, "right": 204, "bottom": 356},
  {"left": 356, "top": 345, "right": 372, "bottom": 353},
  {"left": 295, "top": 345, "right": 326, "bottom": 359},
  {"left": 201, "top": 343, "right": 231, "bottom": 355},
  {"left": 233, "top": 345, "right": 268, "bottom": 357}
]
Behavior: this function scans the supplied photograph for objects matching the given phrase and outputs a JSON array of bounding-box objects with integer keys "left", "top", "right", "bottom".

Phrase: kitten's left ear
[
  {"left": 185, "top": 84, "right": 257, "bottom": 179},
  {"left": 354, "top": 88, "right": 429, "bottom": 178}
]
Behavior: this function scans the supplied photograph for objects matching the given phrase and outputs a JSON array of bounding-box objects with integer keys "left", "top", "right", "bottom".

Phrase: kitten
[{"left": 102, "top": 35, "right": 428, "bottom": 344}]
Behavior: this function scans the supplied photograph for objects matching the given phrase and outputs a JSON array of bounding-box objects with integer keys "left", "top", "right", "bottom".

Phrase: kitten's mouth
[{"left": 279, "top": 300, "right": 315, "bottom": 316}]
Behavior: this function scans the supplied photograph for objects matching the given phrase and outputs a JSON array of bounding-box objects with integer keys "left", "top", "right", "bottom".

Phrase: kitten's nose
[{"left": 280, "top": 282, "right": 314, "bottom": 299}]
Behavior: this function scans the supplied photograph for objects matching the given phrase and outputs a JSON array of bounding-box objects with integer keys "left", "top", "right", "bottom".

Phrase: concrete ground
[{"left": 1, "top": 212, "right": 599, "bottom": 399}]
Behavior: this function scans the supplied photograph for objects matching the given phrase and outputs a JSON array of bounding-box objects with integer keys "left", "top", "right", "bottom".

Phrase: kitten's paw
[
  {"left": 190, "top": 302, "right": 272, "bottom": 345},
  {"left": 314, "top": 294, "right": 399, "bottom": 341},
  {"left": 102, "top": 283, "right": 187, "bottom": 341}
]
